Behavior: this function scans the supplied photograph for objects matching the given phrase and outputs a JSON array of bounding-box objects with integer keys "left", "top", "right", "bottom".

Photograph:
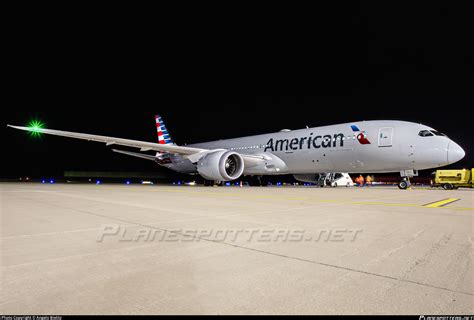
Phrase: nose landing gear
[
  {"left": 398, "top": 170, "right": 417, "bottom": 190},
  {"left": 398, "top": 178, "right": 411, "bottom": 190}
]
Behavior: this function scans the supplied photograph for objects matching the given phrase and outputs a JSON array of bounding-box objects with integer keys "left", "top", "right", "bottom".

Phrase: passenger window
[{"left": 419, "top": 130, "right": 434, "bottom": 137}]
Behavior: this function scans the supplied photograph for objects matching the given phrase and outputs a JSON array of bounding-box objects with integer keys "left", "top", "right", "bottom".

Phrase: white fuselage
[{"left": 166, "top": 120, "right": 465, "bottom": 175}]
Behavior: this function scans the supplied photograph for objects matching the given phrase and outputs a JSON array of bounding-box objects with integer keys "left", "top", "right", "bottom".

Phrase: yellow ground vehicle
[{"left": 432, "top": 169, "right": 474, "bottom": 190}]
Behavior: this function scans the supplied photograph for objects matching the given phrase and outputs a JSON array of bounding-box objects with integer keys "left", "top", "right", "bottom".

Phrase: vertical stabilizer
[{"left": 155, "top": 115, "right": 174, "bottom": 145}]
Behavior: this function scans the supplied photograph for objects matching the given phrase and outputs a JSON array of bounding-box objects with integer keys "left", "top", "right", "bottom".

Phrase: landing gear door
[{"left": 378, "top": 127, "right": 393, "bottom": 147}]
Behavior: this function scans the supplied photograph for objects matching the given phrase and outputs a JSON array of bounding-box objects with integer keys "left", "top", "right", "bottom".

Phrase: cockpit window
[
  {"left": 419, "top": 130, "right": 434, "bottom": 137},
  {"left": 430, "top": 130, "right": 447, "bottom": 137}
]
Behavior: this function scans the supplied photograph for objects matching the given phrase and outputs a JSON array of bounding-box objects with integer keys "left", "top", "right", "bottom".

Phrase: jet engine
[{"left": 197, "top": 151, "right": 245, "bottom": 181}]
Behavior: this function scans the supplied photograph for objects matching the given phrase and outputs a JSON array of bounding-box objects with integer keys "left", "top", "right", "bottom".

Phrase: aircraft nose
[{"left": 448, "top": 141, "right": 465, "bottom": 164}]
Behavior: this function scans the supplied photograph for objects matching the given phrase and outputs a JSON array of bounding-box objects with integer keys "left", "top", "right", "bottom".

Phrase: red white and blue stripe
[{"left": 156, "top": 115, "right": 173, "bottom": 145}]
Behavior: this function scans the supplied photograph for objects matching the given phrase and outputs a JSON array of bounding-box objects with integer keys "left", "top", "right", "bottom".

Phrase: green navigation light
[{"left": 27, "top": 120, "right": 45, "bottom": 137}]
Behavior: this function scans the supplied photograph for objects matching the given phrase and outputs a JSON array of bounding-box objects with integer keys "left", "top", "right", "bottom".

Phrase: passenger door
[{"left": 378, "top": 127, "right": 393, "bottom": 147}]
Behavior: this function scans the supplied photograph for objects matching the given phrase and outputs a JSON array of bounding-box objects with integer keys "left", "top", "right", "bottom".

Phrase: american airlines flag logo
[
  {"left": 351, "top": 125, "right": 371, "bottom": 145},
  {"left": 156, "top": 115, "right": 173, "bottom": 145}
]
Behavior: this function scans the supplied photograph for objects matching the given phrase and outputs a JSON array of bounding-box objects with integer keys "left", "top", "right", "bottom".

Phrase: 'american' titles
[{"left": 265, "top": 133, "right": 345, "bottom": 152}]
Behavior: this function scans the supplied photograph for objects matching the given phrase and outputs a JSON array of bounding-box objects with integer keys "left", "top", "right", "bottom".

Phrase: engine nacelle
[{"left": 197, "top": 151, "right": 245, "bottom": 181}]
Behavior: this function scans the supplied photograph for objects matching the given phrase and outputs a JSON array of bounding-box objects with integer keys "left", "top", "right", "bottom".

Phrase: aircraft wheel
[
  {"left": 443, "top": 183, "right": 453, "bottom": 190},
  {"left": 398, "top": 180, "right": 409, "bottom": 190}
]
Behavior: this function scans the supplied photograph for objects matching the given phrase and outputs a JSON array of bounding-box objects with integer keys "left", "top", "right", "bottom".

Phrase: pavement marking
[
  {"left": 423, "top": 198, "right": 461, "bottom": 208},
  {"left": 451, "top": 207, "right": 474, "bottom": 211}
]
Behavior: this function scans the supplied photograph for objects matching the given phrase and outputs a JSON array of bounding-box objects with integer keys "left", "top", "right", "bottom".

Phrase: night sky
[{"left": 2, "top": 3, "right": 473, "bottom": 179}]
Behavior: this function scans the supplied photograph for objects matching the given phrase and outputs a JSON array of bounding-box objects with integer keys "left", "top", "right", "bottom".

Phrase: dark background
[{"left": 2, "top": 3, "right": 473, "bottom": 180}]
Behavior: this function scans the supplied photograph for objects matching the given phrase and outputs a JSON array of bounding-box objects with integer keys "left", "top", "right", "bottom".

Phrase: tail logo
[
  {"left": 155, "top": 115, "right": 173, "bottom": 145},
  {"left": 351, "top": 125, "right": 371, "bottom": 145}
]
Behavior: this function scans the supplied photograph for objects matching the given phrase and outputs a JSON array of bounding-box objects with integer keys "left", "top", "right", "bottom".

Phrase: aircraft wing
[
  {"left": 7, "top": 125, "right": 268, "bottom": 164},
  {"left": 7, "top": 125, "right": 205, "bottom": 155}
]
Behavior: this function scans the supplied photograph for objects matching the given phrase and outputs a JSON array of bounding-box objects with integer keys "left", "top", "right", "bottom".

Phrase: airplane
[{"left": 8, "top": 115, "right": 465, "bottom": 189}]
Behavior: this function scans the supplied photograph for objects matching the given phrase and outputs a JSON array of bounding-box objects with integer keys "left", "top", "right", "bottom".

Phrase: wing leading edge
[
  {"left": 7, "top": 125, "right": 204, "bottom": 155},
  {"left": 7, "top": 125, "right": 268, "bottom": 166}
]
